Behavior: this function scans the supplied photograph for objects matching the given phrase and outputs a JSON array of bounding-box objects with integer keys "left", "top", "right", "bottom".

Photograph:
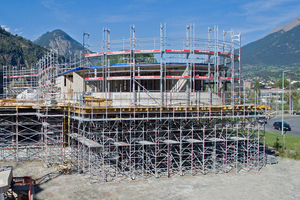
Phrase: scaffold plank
[
  {"left": 137, "top": 141, "right": 155, "bottom": 145},
  {"left": 162, "top": 140, "right": 180, "bottom": 144},
  {"left": 208, "top": 138, "right": 224, "bottom": 142},
  {"left": 230, "top": 137, "right": 247, "bottom": 141},
  {"left": 185, "top": 139, "right": 202, "bottom": 143},
  {"left": 70, "top": 133, "right": 102, "bottom": 148}
]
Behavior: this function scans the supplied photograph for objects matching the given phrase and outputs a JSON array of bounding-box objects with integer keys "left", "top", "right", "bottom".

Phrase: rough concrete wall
[
  {"left": 55, "top": 76, "right": 73, "bottom": 100},
  {"left": 55, "top": 72, "right": 90, "bottom": 100},
  {"left": 73, "top": 72, "right": 84, "bottom": 93}
]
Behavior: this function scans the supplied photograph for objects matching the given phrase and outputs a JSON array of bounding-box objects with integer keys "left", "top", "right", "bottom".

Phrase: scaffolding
[
  {"left": 67, "top": 94, "right": 266, "bottom": 182},
  {"left": 0, "top": 24, "right": 268, "bottom": 182}
]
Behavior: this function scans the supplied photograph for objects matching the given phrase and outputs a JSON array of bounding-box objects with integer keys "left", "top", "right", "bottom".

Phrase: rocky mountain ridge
[
  {"left": 267, "top": 14, "right": 300, "bottom": 36},
  {"left": 34, "top": 29, "right": 87, "bottom": 59},
  {"left": 242, "top": 14, "right": 300, "bottom": 69}
]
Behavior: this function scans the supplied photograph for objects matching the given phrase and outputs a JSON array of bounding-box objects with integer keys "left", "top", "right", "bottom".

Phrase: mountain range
[
  {"left": 32, "top": 15, "right": 300, "bottom": 73},
  {"left": 1, "top": 14, "right": 300, "bottom": 81},
  {"left": 242, "top": 14, "right": 300, "bottom": 68}
]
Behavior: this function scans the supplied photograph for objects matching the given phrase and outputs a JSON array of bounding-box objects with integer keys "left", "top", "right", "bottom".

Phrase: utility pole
[
  {"left": 282, "top": 70, "right": 290, "bottom": 151},
  {"left": 289, "top": 80, "right": 292, "bottom": 114}
]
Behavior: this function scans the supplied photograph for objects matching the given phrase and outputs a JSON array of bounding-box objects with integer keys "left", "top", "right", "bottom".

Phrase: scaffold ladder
[{"left": 170, "top": 66, "right": 189, "bottom": 92}]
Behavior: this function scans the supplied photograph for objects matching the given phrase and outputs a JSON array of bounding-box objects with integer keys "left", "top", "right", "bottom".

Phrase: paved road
[{"left": 264, "top": 115, "right": 300, "bottom": 137}]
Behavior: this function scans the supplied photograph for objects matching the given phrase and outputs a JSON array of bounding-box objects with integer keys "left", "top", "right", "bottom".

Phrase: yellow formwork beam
[
  {"left": 0, "top": 99, "right": 267, "bottom": 114},
  {"left": 72, "top": 105, "right": 266, "bottom": 114}
]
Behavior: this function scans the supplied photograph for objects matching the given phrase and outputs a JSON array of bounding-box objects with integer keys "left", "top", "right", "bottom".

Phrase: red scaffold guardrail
[
  {"left": 134, "top": 50, "right": 161, "bottom": 54},
  {"left": 84, "top": 49, "right": 239, "bottom": 58},
  {"left": 135, "top": 75, "right": 161, "bottom": 79},
  {"left": 6, "top": 65, "right": 53, "bottom": 78},
  {"left": 85, "top": 52, "right": 104, "bottom": 58},
  {"left": 218, "top": 52, "right": 231, "bottom": 57},
  {"left": 37, "top": 65, "right": 52, "bottom": 76},
  {"left": 4, "top": 86, "right": 32, "bottom": 89},
  {"left": 107, "top": 50, "right": 131, "bottom": 55},
  {"left": 194, "top": 76, "right": 214, "bottom": 79},
  {"left": 84, "top": 77, "right": 103, "bottom": 81},
  {"left": 9, "top": 74, "right": 37, "bottom": 78},
  {"left": 165, "top": 49, "right": 191, "bottom": 53},
  {"left": 194, "top": 50, "right": 214, "bottom": 54},
  {"left": 166, "top": 75, "right": 190, "bottom": 79},
  {"left": 219, "top": 77, "right": 231, "bottom": 80},
  {"left": 107, "top": 76, "right": 131, "bottom": 80}
]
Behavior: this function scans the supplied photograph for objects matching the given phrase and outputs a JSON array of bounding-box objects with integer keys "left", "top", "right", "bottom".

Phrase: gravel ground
[{"left": 2, "top": 158, "right": 300, "bottom": 200}]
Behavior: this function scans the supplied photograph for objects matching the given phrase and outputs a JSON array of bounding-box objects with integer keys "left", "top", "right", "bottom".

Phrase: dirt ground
[{"left": 2, "top": 158, "right": 300, "bottom": 200}]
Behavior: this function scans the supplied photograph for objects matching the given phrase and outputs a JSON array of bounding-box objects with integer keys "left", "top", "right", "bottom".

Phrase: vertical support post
[
  {"left": 155, "top": 120, "right": 158, "bottom": 178},
  {"left": 180, "top": 120, "right": 183, "bottom": 176},
  {"left": 160, "top": 24, "right": 164, "bottom": 106},
  {"left": 131, "top": 25, "right": 136, "bottom": 106},
  {"left": 202, "top": 126, "right": 205, "bottom": 174},
  {"left": 16, "top": 104, "right": 18, "bottom": 160},
  {"left": 230, "top": 29, "right": 235, "bottom": 105},
  {"left": 186, "top": 25, "right": 190, "bottom": 105},
  {"left": 213, "top": 124, "right": 216, "bottom": 174},
  {"left": 214, "top": 25, "right": 219, "bottom": 93}
]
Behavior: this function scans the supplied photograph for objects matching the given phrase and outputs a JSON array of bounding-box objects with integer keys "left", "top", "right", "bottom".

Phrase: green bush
[
  {"left": 263, "top": 131, "right": 300, "bottom": 160},
  {"left": 273, "top": 137, "right": 282, "bottom": 151},
  {"left": 279, "top": 142, "right": 300, "bottom": 160}
]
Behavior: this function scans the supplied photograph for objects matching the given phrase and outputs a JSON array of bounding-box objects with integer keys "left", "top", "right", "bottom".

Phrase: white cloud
[
  {"left": 237, "top": 0, "right": 300, "bottom": 35},
  {"left": 241, "top": 0, "right": 297, "bottom": 15},
  {"left": 41, "top": 0, "right": 60, "bottom": 9},
  {"left": 14, "top": 28, "right": 22, "bottom": 32}
]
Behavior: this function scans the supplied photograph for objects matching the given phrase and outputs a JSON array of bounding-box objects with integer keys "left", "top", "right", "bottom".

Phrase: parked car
[
  {"left": 273, "top": 121, "right": 291, "bottom": 131},
  {"left": 258, "top": 117, "right": 267, "bottom": 124},
  {"left": 293, "top": 110, "right": 300, "bottom": 115}
]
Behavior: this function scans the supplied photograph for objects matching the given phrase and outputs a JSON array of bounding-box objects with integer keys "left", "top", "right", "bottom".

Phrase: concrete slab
[{"left": 0, "top": 166, "right": 13, "bottom": 194}]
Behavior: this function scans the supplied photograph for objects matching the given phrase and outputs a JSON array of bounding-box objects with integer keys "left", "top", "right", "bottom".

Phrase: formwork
[{"left": 1, "top": 24, "right": 267, "bottom": 182}]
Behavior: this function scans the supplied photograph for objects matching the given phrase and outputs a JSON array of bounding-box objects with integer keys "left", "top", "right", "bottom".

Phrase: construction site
[{"left": 1, "top": 24, "right": 268, "bottom": 183}]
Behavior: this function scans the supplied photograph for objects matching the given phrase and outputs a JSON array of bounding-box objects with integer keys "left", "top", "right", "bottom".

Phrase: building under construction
[{"left": 1, "top": 24, "right": 267, "bottom": 182}]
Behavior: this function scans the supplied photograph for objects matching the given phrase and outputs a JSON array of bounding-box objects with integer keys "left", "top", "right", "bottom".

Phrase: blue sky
[{"left": 1, "top": 0, "right": 300, "bottom": 51}]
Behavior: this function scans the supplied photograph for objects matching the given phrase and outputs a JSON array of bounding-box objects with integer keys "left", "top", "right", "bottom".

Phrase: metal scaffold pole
[{"left": 230, "top": 29, "right": 235, "bottom": 105}]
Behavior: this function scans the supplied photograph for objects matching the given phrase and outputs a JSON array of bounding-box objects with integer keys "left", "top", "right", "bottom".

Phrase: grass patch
[
  {"left": 262, "top": 131, "right": 300, "bottom": 159},
  {"left": 263, "top": 131, "right": 300, "bottom": 150}
]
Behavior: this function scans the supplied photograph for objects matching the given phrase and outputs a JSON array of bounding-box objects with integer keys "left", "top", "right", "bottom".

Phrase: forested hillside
[
  {"left": 0, "top": 27, "right": 48, "bottom": 68},
  {"left": 243, "top": 25, "right": 300, "bottom": 67}
]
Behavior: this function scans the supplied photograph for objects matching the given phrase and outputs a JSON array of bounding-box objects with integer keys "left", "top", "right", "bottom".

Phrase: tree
[
  {"left": 253, "top": 79, "right": 261, "bottom": 100},
  {"left": 244, "top": 87, "right": 255, "bottom": 104},
  {"left": 254, "top": 80, "right": 260, "bottom": 92},
  {"left": 0, "top": 26, "right": 49, "bottom": 68},
  {"left": 274, "top": 78, "right": 290, "bottom": 89},
  {"left": 286, "top": 91, "right": 300, "bottom": 110},
  {"left": 292, "top": 82, "right": 300, "bottom": 90}
]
